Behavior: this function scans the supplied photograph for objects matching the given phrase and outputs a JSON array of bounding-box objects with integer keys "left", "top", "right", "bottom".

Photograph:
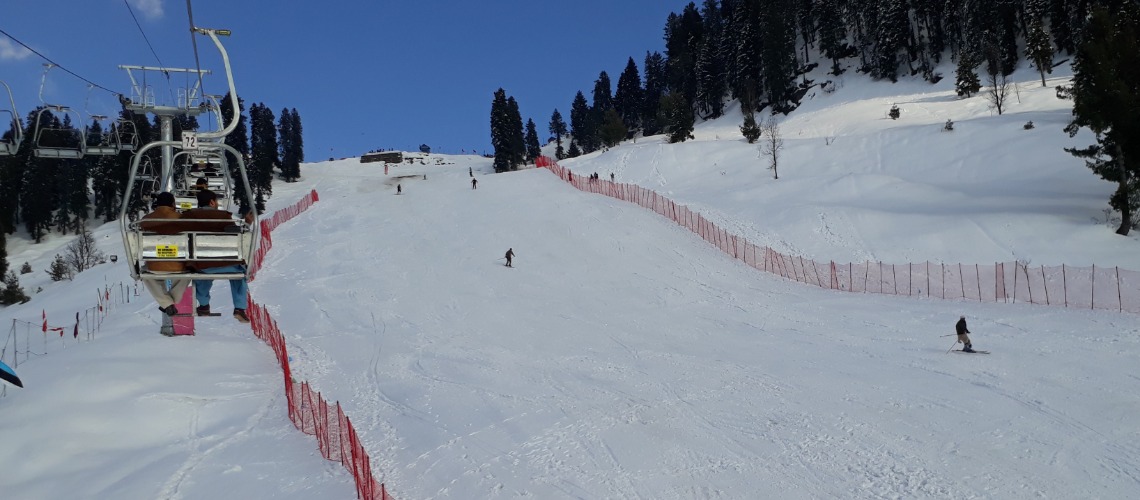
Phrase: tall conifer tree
[
  {"left": 524, "top": 118, "right": 541, "bottom": 164},
  {"left": 641, "top": 52, "right": 667, "bottom": 136},
  {"left": 505, "top": 98, "right": 525, "bottom": 169},
  {"left": 614, "top": 58, "right": 643, "bottom": 135},
  {"left": 1063, "top": 5, "right": 1140, "bottom": 235},
  {"left": 548, "top": 109, "right": 567, "bottom": 159},
  {"left": 569, "top": 91, "right": 595, "bottom": 154},
  {"left": 249, "top": 103, "right": 277, "bottom": 212}
]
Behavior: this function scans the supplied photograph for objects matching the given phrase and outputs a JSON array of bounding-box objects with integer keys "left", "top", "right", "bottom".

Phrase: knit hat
[{"left": 155, "top": 192, "right": 175, "bottom": 208}]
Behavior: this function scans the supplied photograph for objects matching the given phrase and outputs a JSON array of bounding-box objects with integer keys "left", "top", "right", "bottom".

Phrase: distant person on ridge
[
  {"left": 955, "top": 315, "right": 974, "bottom": 352},
  {"left": 469, "top": 166, "right": 473, "bottom": 177},
  {"left": 397, "top": 183, "right": 402, "bottom": 195},
  {"left": 504, "top": 248, "right": 514, "bottom": 267}
]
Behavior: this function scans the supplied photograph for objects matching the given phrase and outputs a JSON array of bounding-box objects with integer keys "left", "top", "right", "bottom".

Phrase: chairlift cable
[
  {"left": 122, "top": 0, "right": 170, "bottom": 80},
  {"left": 0, "top": 28, "right": 120, "bottom": 97}
]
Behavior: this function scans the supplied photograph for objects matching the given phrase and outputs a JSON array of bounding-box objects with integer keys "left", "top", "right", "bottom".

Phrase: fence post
[
  {"left": 892, "top": 264, "right": 897, "bottom": 295},
  {"left": 1024, "top": 264, "right": 1034, "bottom": 304},
  {"left": 1042, "top": 265, "right": 1050, "bottom": 305},
  {"left": 942, "top": 263, "right": 946, "bottom": 299},
  {"left": 954, "top": 263, "right": 961, "bottom": 298},
  {"left": 864, "top": 261, "right": 870, "bottom": 293},
  {"left": 1118, "top": 266, "right": 1122, "bottom": 313},
  {"left": 1063, "top": 264, "right": 1068, "bottom": 307},
  {"left": 977, "top": 264, "right": 982, "bottom": 301},
  {"left": 878, "top": 261, "right": 883, "bottom": 293},
  {"left": 1092, "top": 264, "right": 1096, "bottom": 310},
  {"left": 1013, "top": 262, "right": 1018, "bottom": 303}
]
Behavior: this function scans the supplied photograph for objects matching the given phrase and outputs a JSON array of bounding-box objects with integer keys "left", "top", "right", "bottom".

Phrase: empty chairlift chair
[
  {"left": 32, "top": 105, "right": 86, "bottom": 159},
  {"left": 0, "top": 81, "right": 22, "bottom": 156},
  {"left": 83, "top": 115, "right": 123, "bottom": 155}
]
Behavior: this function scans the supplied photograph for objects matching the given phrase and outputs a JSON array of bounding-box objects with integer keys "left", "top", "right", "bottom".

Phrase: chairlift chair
[
  {"left": 33, "top": 65, "right": 86, "bottom": 158},
  {"left": 135, "top": 155, "right": 159, "bottom": 196},
  {"left": 0, "top": 81, "right": 22, "bottom": 156},
  {"left": 122, "top": 143, "right": 255, "bottom": 282},
  {"left": 116, "top": 118, "right": 138, "bottom": 151},
  {"left": 83, "top": 114, "right": 122, "bottom": 155},
  {"left": 174, "top": 150, "right": 232, "bottom": 210},
  {"left": 32, "top": 105, "right": 86, "bottom": 159}
]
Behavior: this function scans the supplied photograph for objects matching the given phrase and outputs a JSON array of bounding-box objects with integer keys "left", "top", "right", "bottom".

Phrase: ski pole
[{"left": 946, "top": 339, "right": 960, "bottom": 354}]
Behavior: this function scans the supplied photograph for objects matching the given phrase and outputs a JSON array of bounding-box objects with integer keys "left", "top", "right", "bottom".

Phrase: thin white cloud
[
  {"left": 0, "top": 38, "right": 33, "bottom": 61},
  {"left": 131, "top": 0, "right": 164, "bottom": 19}
]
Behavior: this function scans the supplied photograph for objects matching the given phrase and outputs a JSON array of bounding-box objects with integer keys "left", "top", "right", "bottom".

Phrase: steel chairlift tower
[{"left": 0, "top": 80, "right": 22, "bottom": 155}]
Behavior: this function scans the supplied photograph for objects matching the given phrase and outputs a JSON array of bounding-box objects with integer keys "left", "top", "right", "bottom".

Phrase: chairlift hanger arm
[{"left": 190, "top": 28, "right": 239, "bottom": 141}]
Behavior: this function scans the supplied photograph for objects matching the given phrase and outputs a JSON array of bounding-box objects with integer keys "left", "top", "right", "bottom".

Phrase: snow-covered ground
[{"left": 3, "top": 64, "right": 1140, "bottom": 499}]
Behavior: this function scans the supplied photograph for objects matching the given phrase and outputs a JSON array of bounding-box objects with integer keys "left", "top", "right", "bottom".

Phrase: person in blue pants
[
  {"left": 194, "top": 267, "right": 248, "bottom": 322},
  {"left": 176, "top": 189, "right": 254, "bottom": 323}
]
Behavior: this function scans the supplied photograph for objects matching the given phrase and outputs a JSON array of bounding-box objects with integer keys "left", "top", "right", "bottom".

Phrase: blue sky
[{"left": 0, "top": 1, "right": 682, "bottom": 159}]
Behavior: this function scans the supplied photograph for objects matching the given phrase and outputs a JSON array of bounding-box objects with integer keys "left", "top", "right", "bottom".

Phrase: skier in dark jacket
[
  {"left": 956, "top": 316, "right": 974, "bottom": 352},
  {"left": 505, "top": 248, "right": 514, "bottom": 267}
]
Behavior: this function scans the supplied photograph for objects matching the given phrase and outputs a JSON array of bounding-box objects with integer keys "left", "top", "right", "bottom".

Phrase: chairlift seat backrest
[
  {"left": 140, "top": 233, "right": 191, "bottom": 260},
  {"left": 131, "top": 225, "right": 253, "bottom": 280},
  {"left": 194, "top": 233, "right": 243, "bottom": 259}
]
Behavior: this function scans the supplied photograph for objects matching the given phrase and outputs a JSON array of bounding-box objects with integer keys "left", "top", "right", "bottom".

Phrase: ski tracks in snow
[{"left": 149, "top": 381, "right": 280, "bottom": 499}]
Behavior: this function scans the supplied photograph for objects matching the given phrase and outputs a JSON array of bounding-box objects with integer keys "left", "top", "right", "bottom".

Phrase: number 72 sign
[{"left": 181, "top": 132, "right": 199, "bottom": 150}]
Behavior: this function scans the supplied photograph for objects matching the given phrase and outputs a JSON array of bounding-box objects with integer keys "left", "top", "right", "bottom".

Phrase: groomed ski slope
[
  {"left": 252, "top": 152, "right": 1140, "bottom": 498},
  {"left": 2, "top": 64, "right": 1139, "bottom": 499}
]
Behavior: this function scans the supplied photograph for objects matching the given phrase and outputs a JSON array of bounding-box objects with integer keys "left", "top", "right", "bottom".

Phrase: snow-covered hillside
[{"left": 2, "top": 65, "right": 1139, "bottom": 499}]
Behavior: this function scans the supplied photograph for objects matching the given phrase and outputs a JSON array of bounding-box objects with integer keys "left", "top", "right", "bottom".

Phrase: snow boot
[{"left": 233, "top": 308, "right": 250, "bottom": 323}]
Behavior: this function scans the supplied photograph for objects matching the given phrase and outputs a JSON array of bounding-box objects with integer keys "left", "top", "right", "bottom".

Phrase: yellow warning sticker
[{"left": 155, "top": 245, "right": 179, "bottom": 258}]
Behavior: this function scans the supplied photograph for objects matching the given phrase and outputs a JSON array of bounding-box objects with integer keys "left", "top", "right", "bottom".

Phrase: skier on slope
[
  {"left": 956, "top": 315, "right": 975, "bottom": 352},
  {"left": 504, "top": 248, "right": 514, "bottom": 267}
]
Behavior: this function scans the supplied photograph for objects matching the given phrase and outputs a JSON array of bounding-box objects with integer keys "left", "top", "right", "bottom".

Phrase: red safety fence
[
  {"left": 248, "top": 190, "right": 395, "bottom": 499},
  {"left": 249, "top": 189, "right": 320, "bottom": 282},
  {"left": 536, "top": 156, "right": 1140, "bottom": 314}
]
